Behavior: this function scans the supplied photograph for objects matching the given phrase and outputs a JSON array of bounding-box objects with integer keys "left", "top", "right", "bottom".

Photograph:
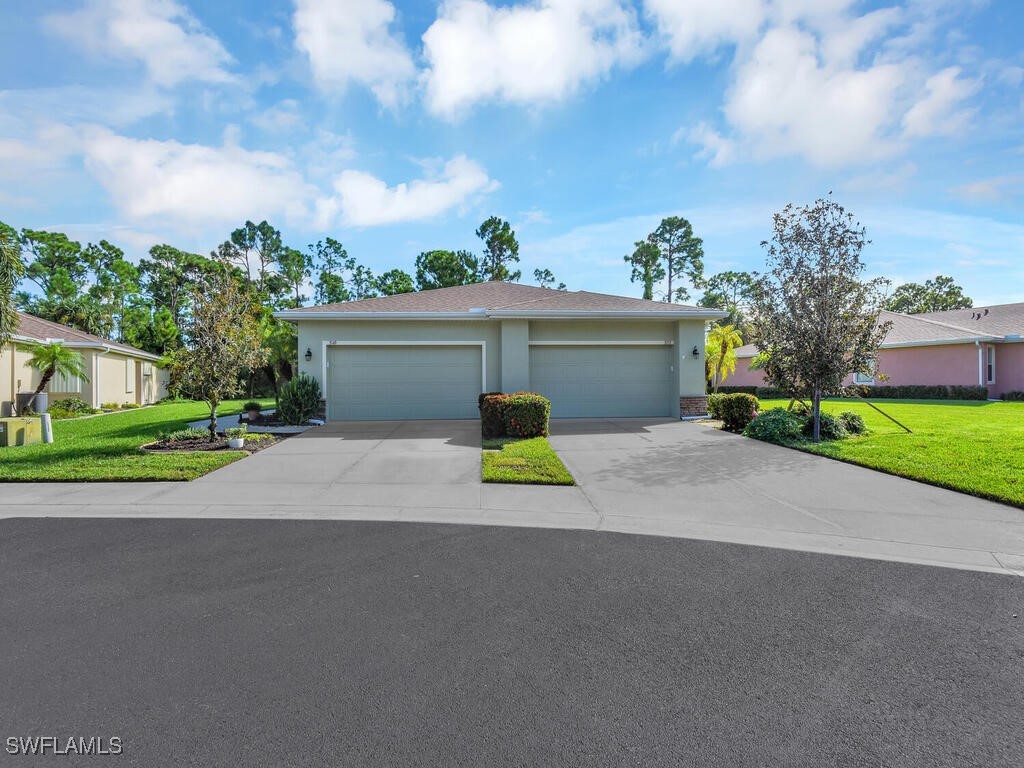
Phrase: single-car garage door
[
  {"left": 529, "top": 345, "right": 673, "bottom": 418},
  {"left": 327, "top": 345, "right": 482, "bottom": 420}
]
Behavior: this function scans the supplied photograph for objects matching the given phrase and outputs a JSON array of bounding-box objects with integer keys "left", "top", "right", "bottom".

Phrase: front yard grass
[
  {"left": 481, "top": 437, "right": 575, "bottom": 486},
  {"left": 0, "top": 398, "right": 274, "bottom": 482},
  {"left": 757, "top": 398, "right": 1024, "bottom": 508}
]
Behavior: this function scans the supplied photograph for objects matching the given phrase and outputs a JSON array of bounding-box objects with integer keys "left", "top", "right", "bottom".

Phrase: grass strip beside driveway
[
  {"left": 0, "top": 399, "right": 273, "bottom": 482},
  {"left": 756, "top": 398, "right": 1024, "bottom": 508},
  {"left": 482, "top": 437, "right": 575, "bottom": 486}
]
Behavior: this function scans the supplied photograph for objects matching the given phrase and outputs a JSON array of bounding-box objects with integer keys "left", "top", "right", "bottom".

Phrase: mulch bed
[{"left": 141, "top": 435, "right": 285, "bottom": 454}]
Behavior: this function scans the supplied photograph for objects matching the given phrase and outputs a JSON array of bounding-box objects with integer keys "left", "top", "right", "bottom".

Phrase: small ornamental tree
[
  {"left": 22, "top": 342, "right": 89, "bottom": 413},
  {"left": 750, "top": 196, "right": 891, "bottom": 442},
  {"left": 182, "top": 275, "right": 268, "bottom": 438}
]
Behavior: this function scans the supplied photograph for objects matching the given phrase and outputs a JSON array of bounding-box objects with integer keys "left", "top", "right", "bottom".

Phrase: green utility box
[{"left": 0, "top": 417, "right": 43, "bottom": 447}]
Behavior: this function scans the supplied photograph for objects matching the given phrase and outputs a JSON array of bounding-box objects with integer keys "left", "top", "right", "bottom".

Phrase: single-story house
[
  {"left": 1, "top": 311, "right": 169, "bottom": 416},
  {"left": 728, "top": 302, "right": 1024, "bottom": 398},
  {"left": 276, "top": 282, "right": 725, "bottom": 420}
]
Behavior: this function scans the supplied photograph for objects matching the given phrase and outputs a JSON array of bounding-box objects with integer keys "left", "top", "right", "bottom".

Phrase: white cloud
[
  {"left": 421, "top": 0, "right": 645, "bottom": 119},
  {"left": 660, "top": 1, "right": 981, "bottom": 168},
  {"left": 319, "top": 155, "right": 499, "bottom": 227},
  {"left": 902, "top": 66, "right": 979, "bottom": 138},
  {"left": 950, "top": 175, "right": 1022, "bottom": 204},
  {"left": 45, "top": 0, "right": 234, "bottom": 87},
  {"left": 293, "top": 0, "right": 416, "bottom": 108},
  {"left": 645, "top": 0, "right": 765, "bottom": 62},
  {"left": 723, "top": 26, "right": 906, "bottom": 167},
  {"left": 79, "top": 128, "right": 314, "bottom": 229}
]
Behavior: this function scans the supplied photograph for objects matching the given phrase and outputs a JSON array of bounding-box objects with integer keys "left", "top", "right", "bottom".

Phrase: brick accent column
[{"left": 679, "top": 395, "right": 708, "bottom": 418}]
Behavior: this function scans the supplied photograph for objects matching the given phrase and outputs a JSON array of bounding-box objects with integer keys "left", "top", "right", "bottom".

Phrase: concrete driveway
[{"left": 3, "top": 418, "right": 1022, "bottom": 576}]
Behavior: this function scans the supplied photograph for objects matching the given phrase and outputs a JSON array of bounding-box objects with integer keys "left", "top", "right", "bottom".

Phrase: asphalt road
[{"left": 1, "top": 518, "right": 1021, "bottom": 768}]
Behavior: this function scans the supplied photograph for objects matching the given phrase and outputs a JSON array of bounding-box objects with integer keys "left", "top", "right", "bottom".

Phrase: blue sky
[{"left": 1, "top": 0, "right": 1022, "bottom": 304}]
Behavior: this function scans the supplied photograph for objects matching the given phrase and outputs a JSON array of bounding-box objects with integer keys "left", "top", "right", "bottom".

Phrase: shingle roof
[
  {"left": 735, "top": 303, "right": 1018, "bottom": 357},
  {"left": 14, "top": 312, "right": 159, "bottom": 359},
  {"left": 918, "top": 302, "right": 1024, "bottom": 337},
  {"left": 281, "top": 281, "right": 712, "bottom": 314}
]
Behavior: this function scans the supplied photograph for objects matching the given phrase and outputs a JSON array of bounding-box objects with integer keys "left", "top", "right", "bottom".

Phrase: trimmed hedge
[
  {"left": 707, "top": 393, "right": 725, "bottom": 420},
  {"left": 503, "top": 392, "right": 551, "bottom": 438},
  {"left": 719, "top": 393, "right": 760, "bottom": 433},
  {"left": 479, "top": 393, "right": 509, "bottom": 439},
  {"left": 479, "top": 392, "right": 551, "bottom": 439},
  {"left": 717, "top": 383, "right": 990, "bottom": 401},
  {"left": 853, "top": 384, "right": 988, "bottom": 400},
  {"left": 715, "top": 385, "right": 794, "bottom": 399},
  {"left": 1002, "top": 391, "right": 1024, "bottom": 402}
]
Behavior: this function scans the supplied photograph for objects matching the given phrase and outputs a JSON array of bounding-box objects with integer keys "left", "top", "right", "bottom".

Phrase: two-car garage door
[
  {"left": 326, "top": 343, "right": 674, "bottom": 420},
  {"left": 529, "top": 345, "right": 673, "bottom": 418},
  {"left": 328, "top": 345, "right": 482, "bottom": 420}
]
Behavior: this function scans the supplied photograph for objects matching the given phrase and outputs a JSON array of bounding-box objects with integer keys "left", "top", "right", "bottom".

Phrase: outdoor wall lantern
[
  {"left": 691, "top": 346, "right": 700, "bottom": 359},
  {"left": 304, "top": 347, "right": 313, "bottom": 362}
]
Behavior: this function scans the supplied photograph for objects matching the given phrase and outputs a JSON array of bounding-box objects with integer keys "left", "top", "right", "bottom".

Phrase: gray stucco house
[{"left": 276, "top": 282, "right": 724, "bottom": 421}]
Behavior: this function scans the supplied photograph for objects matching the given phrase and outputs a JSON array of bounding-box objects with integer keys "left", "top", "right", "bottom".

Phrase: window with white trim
[
  {"left": 986, "top": 345, "right": 995, "bottom": 385},
  {"left": 854, "top": 360, "right": 875, "bottom": 385},
  {"left": 50, "top": 353, "right": 83, "bottom": 393},
  {"left": 125, "top": 359, "right": 134, "bottom": 393}
]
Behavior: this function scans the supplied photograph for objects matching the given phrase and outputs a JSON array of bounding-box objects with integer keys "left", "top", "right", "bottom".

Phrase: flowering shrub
[
  {"left": 501, "top": 392, "right": 551, "bottom": 438},
  {"left": 718, "top": 393, "right": 760, "bottom": 433},
  {"left": 480, "top": 393, "right": 511, "bottom": 438}
]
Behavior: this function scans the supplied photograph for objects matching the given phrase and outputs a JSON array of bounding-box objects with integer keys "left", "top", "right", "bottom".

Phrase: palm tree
[
  {"left": 0, "top": 223, "right": 23, "bottom": 348},
  {"left": 22, "top": 342, "right": 90, "bottom": 413},
  {"left": 706, "top": 324, "right": 743, "bottom": 393}
]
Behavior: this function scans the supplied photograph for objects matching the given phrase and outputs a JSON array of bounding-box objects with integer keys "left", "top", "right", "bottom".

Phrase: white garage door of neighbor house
[
  {"left": 327, "top": 345, "right": 482, "bottom": 420},
  {"left": 529, "top": 345, "right": 674, "bottom": 418}
]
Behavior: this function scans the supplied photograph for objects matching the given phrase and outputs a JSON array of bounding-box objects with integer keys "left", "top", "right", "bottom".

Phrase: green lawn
[
  {"left": 0, "top": 399, "right": 273, "bottom": 481},
  {"left": 481, "top": 437, "right": 575, "bottom": 486},
  {"left": 757, "top": 398, "right": 1024, "bottom": 508}
]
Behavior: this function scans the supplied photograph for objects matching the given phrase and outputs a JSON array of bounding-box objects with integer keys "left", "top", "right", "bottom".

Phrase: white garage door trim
[
  {"left": 528, "top": 340, "right": 674, "bottom": 346},
  {"left": 322, "top": 340, "right": 486, "bottom": 421}
]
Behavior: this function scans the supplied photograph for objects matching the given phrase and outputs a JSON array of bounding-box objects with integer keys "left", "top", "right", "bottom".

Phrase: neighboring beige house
[
  {"left": 276, "top": 282, "right": 725, "bottom": 420},
  {"left": 1, "top": 312, "right": 169, "bottom": 416}
]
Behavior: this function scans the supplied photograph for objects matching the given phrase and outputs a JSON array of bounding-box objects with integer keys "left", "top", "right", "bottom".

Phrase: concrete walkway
[{"left": 3, "top": 419, "right": 1022, "bottom": 577}]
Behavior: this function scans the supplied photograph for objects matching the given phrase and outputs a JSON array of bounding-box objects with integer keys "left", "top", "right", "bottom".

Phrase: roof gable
[{"left": 279, "top": 281, "right": 715, "bottom": 316}]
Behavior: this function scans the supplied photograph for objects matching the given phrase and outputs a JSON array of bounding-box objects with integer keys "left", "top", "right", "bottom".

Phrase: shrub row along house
[
  {"left": 1, "top": 311, "right": 168, "bottom": 416},
  {"left": 729, "top": 302, "right": 1024, "bottom": 398},
  {"left": 276, "top": 282, "right": 725, "bottom": 421}
]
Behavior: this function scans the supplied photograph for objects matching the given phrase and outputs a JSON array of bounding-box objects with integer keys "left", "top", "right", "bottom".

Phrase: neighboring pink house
[{"left": 728, "top": 302, "right": 1024, "bottom": 398}]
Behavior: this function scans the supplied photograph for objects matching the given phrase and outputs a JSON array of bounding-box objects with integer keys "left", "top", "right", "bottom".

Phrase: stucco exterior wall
[
  {"left": 295, "top": 317, "right": 710, "bottom": 414},
  {"left": 992, "top": 342, "right": 1024, "bottom": 396},
  {"left": 94, "top": 352, "right": 164, "bottom": 407}
]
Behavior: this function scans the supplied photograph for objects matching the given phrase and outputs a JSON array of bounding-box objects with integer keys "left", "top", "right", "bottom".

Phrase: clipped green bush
[
  {"left": 802, "top": 410, "right": 847, "bottom": 440},
  {"left": 480, "top": 393, "right": 509, "bottom": 439},
  {"left": 838, "top": 411, "right": 866, "bottom": 435},
  {"left": 853, "top": 384, "right": 987, "bottom": 401},
  {"left": 707, "top": 393, "right": 725, "bottom": 420},
  {"left": 501, "top": 392, "right": 551, "bottom": 438},
  {"left": 719, "top": 393, "right": 760, "bottom": 433},
  {"left": 160, "top": 427, "right": 209, "bottom": 442},
  {"left": 243, "top": 401, "right": 262, "bottom": 412},
  {"left": 278, "top": 374, "right": 322, "bottom": 425},
  {"left": 1003, "top": 391, "right": 1024, "bottom": 402},
  {"left": 121, "top": 402, "right": 140, "bottom": 409},
  {"left": 743, "top": 408, "right": 804, "bottom": 444}
]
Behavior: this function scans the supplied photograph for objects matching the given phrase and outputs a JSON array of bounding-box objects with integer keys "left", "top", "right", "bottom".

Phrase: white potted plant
[{"left": 225, "top": 425, "right": 247, "bottom": 449}]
